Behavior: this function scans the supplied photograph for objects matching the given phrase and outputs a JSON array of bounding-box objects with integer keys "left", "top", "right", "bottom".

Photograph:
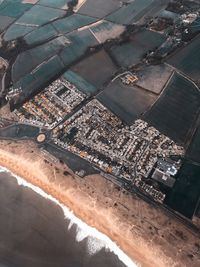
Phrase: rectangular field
[
  {"left": 165, "top": 161, "right": 200, "bottom": 219},
  {"left": 52, "top": 14, "right": 97, "bottom": 34},
  {"left": 77, "top": 0, "right": 121, "bottom": 18},
  {"left": 62, "top": 70, "right": 98, "bottom": 96},
  {"left": 144, "top": 72, "right": 200, "bottom": 144},
  {"left": 109, "top": 29, "right": 166, "bottom": 68},
  {"left": 186, "top": 124, "right": 200, "bottom": 163},
  {"left": 97, "top": 80, "right": 157, "bottom": 125},
  {"left": 71, "top": 50, "right": 117, "bottom": 88},
  {"left": 106, "top": 0, "right": 154, "bottom": 25},
  {"left": 167, "top": 36, "right": 200, "bottom": 83},
  {"left": 136, "top": 64, "right": 173, "bottom": 94}
]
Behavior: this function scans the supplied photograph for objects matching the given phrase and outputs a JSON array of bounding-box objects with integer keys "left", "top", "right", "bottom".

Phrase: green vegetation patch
[
  {"left": 38, "top": 0, "right": 71, "bottom": 9},
  {"left": 67, "top": 28, "right": 98, "bottom": 47},
  {"left": 12, "top": 36, "right": 67, "bottom": 82},
  {"left": 16, "top": 4, "right": 66, "bottom": 26},
  {"left": 167, "top": 35, "right": 200, "bottom": 83},
  {"left": 165, "top": 161, "right": 200, "bottom": 219},
  {"left": 144, "top": 72, "right": 200, "bottom": 144},
  {"left": 53, "top": 14, "right": 97, "bottom": 34},
  {"left": 71, "top": 49, "right": 117, "bottom": 88},
  {"left": 0, "top": 0, "right": 32, "bottom": 18},
  {"left": 60, "top": 43, "right": 85, "bottom": 67},
  {"left": 77, "top": 0, "right": 121, "bottom": 19},
  {"left": 109, "top": 29, "right": 166, "bottom": 68},
  {"left": 62, "top": 70, "right": 98, "bottom": 96},
  {"left": 186, "top": 124, "right": 200, "bottom": 164},
  {"left": 14, "top": 55, "right": 65, "bottom": 98},
  {"left": 97, "top": 80, "right": 157, "bottom": 125},
  {"left": 4, "top": 23, "right": 36, "bottom": 41},
  {"left": 60, "top": 29, "right": 98, "bottom": 66},
  {"left": 32, "top": 55, "right": 64, "bottom": 82},
  {"left": 24, "top": 24, "right": 58, "bottom": 45},
  {"left": 107, "top": 0, "right": 154, "bottom": 24}
]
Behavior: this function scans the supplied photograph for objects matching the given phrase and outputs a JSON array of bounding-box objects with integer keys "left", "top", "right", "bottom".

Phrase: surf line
[{"left": 0, "top": 166, "right": 139, "bottom": 267}]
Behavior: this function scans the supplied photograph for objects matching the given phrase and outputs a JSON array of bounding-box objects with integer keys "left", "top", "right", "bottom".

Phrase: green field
[
  {"left": 60, "top": 29, "right": 98, "bottom": 66},
  {"left": 14, "top": 55, "right": 65, "bottom": 98},
  {"left": 107, "top": 0, "right": 154, "bottom": 24},
  {"left": 38, "top": 0, "right": 70, "bottom": 9},
  {"left": 62, "top": 70, "right": 98, "bottom": 96},
  {"left": 186, "top": 125, "right": 200, "bottom": 164},
  {"left": 0, "top": 1, "right": 32, "bottom": 18},
  {"left": 53, "top": 14, "right": 97, "bottom": 34},
  {"left": 12, "top": 36, "right": 67, "bottom": 82},
  {"left": 4, "top": 23, "right": 36, "bottom": 41},
  {"left": 16, "top": 5, "right": 66, "bottom": 26},
  {"left": 144, "top": 72, "right": 200, "bottom": 144},
  {"left": 165, "top": 161, "right": 200, "bottom": 219},
  {"left": 24, "top": 24, "right": 57, "bottom": 45},
  {"left": 167, "top": 35, "right": 200, "bottom": 83},
  {"left": 109, "top": 29, "right": 166, "bottom": 67},
  {"left": 97, "top": 80, "right": 156, "bottom": 125}
]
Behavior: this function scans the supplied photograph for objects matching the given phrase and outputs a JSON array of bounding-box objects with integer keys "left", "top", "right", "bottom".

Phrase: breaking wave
[{"left": 0, "top": 166, "right": 139, "bottom": 267}]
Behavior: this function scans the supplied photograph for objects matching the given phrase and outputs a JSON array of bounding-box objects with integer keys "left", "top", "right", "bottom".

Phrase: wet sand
[{"left": 0, "top": 139, "right": 200, "bottom": 267}]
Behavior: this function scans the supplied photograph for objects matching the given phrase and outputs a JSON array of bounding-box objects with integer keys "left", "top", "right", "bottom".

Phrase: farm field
[
  {"left": 13, "top": 55, "right": 64, "bottom": 100},
  {"left": 165, "top": 161, "right": 200, "bottom": 219},
  {"left": 77, "top": 0, "right": 121, "bottom": 18},
  {"left": 71, "top": 50, "right": 117, "bottom": 88},
  {"left": 136, "top": 64, "right": 173, "bottom": 94},
  {"left": 144, "top": 72, "right": 200, "bottom": 145},
  {"left": 186, "top": 124, "right": 200, "bottom": 164},
  {"left": 109, "top": 29, "right": 166, "bottom": 68},
  {"left": 97, "top": 79, "right": 157, "bottom": 125},
  {"left": 12, "top": 36, "right": 67, "bottom": 83},
  {"left": 167, "top": 35, "right": 200, "bottom": 83},
  {"left": 106, "top": 0, "right": 155, "bottom": 25},
  {"left": 62, "top": 70, "right": 98, "bottom": 96}
]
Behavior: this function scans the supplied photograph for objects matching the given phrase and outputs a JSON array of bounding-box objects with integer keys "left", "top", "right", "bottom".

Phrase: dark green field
[
  {"left": 167, "top": 35, "right": 200, "bottom": 83},
  {"left": 165, "top": 160, "right": 200, "bottom": 219},
  {"left": 71, "top": 50, "right": 117, "bottom": 88},
  {"left": 109, "top": 29, "right": 166, "bottom": 68},
  {"left": 97, "top": 79, "right": 157, "bottom": 125},
  {"left": 144, "top": 72, "right": 200, "bottom": 145},
  {"left": 186, "top": 124, "right": 200, "bottom": 164}
]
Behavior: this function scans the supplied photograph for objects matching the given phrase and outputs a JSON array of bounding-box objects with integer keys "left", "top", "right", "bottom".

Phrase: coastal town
[
  {"left": 14, "top": 78, "right": 87, "bottom": 128},
  {"left": 52, "top": 99, "right": 184, "bottom": 203},
  {"left": 0, "top": 0, "right": 199, "bottom": 221},
  {"left": 10, "top": 67, "right": 185, "bottom": 204},
  {"left": 0, "top": 0, "right": 200, "bottom": 266}
]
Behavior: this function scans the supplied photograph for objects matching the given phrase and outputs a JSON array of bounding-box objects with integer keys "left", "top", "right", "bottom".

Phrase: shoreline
[
  {"left": 0, "top": 165, "right": 138, "bottom": 267},
  {"left": 0, "top": 140, "right": 199, "bottom": 267}
]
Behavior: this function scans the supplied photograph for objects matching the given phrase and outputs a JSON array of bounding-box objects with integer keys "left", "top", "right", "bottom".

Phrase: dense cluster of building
[
  {"left": 52, "top": 99, "right": 184, "bottom": 202},
  {"left": 14, "top": 78, "right": 86, "bottom": 128}
]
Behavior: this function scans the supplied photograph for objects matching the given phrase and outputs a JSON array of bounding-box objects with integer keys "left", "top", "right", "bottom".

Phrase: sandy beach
[{"left": 0, "top": 139, "right": 199, "bottom": 267}]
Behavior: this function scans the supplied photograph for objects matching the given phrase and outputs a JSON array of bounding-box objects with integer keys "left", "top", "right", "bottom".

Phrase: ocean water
[{"left": 0, "top": 167, "right": 138, "bottom": 267}]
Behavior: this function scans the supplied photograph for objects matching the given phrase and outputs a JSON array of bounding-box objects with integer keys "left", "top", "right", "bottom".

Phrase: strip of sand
[{"left": 0, "top": 139, "right": 199, "bottom": 267}]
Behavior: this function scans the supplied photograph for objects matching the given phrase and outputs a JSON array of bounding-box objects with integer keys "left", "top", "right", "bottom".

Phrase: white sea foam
[{"left": 0, "top": 166, "right": 139, "bottom": 267}]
